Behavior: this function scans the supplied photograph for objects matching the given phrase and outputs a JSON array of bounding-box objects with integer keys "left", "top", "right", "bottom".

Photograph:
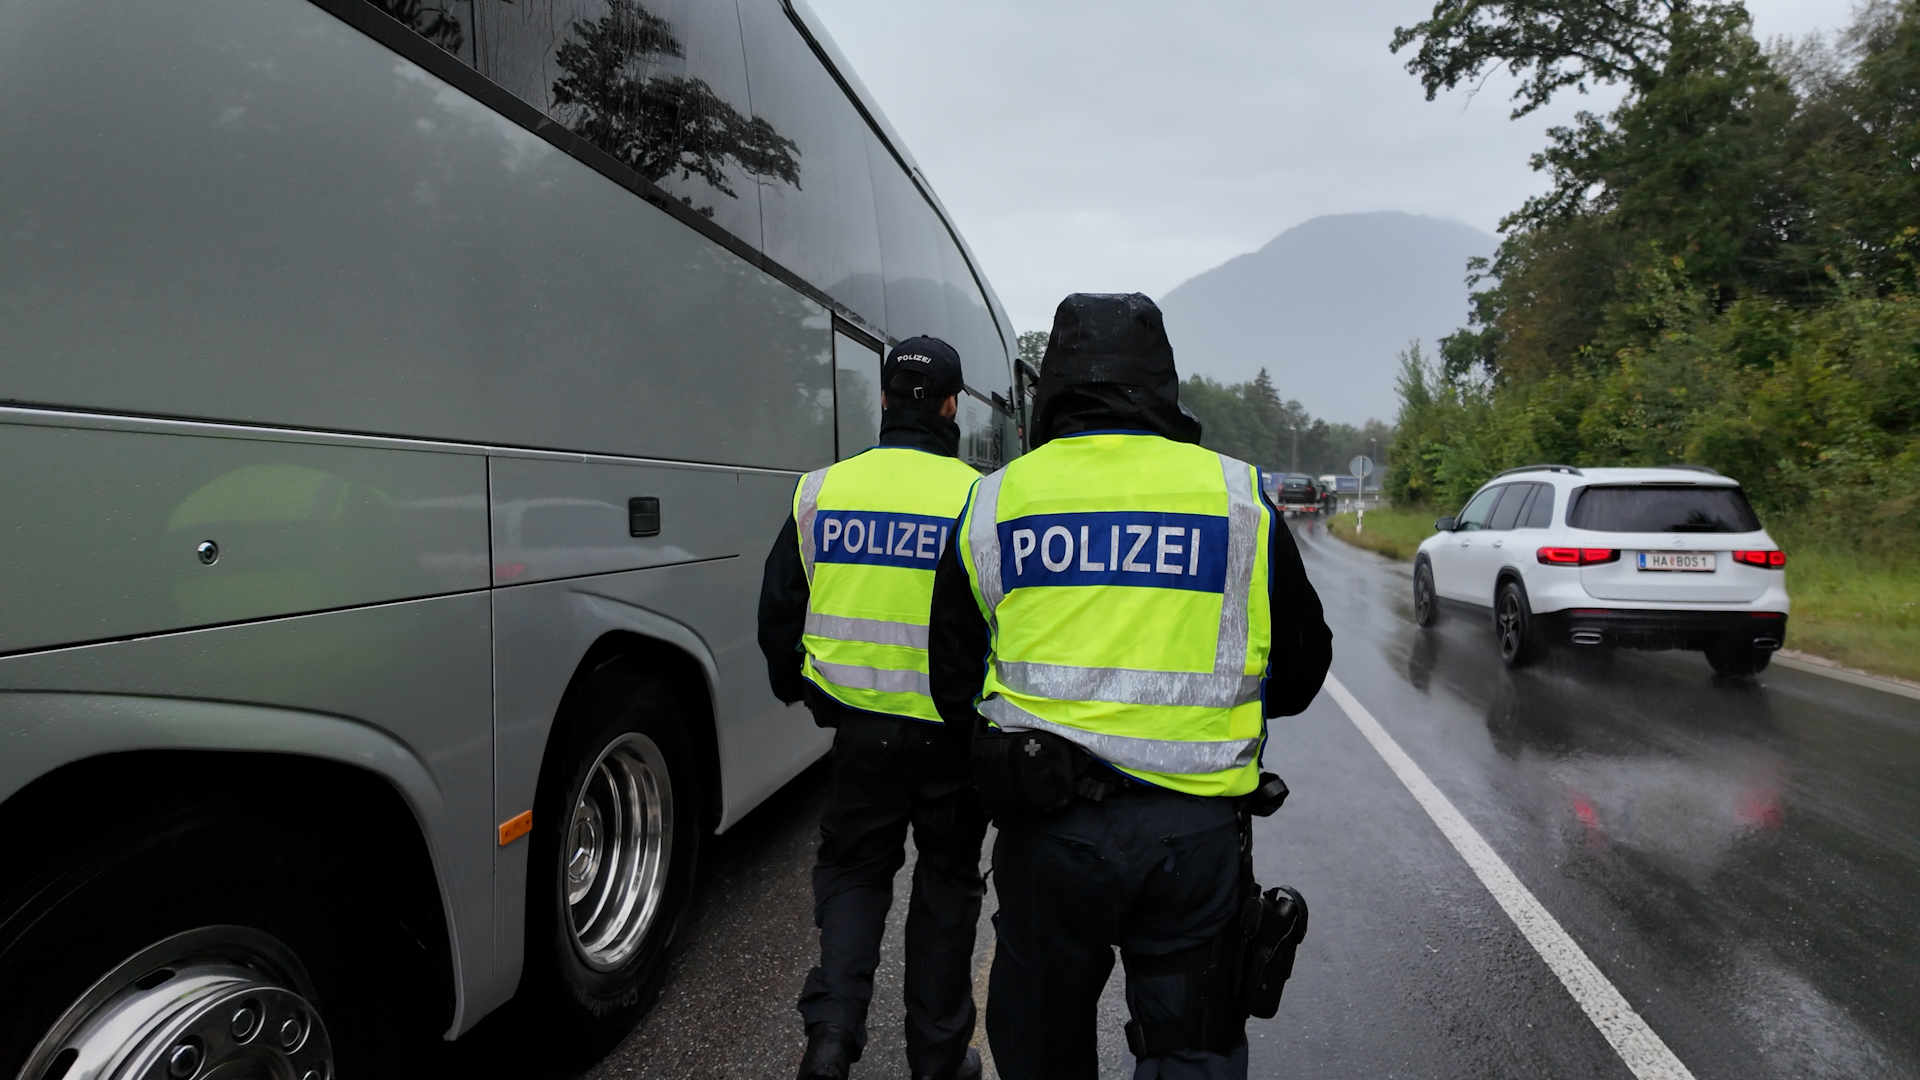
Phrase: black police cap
[{"left": 883, "top": 336, "right": 965, "bottom": 401}]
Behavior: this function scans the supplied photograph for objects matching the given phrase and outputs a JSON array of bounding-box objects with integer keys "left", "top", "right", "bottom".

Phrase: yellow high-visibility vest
[
  {"left": 956, "top": 432, "right": 1273, "bottom": 796},
  {"left": 793, "top": 446, "right": 981, "bottom": 722}
]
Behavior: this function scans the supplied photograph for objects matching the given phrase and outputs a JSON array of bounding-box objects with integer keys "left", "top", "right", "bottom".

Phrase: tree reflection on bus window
[
  {"left": 550, "top": 0, "right": 800, "bottom": 218},
  {"left": 368, "top": 0, "right": 472, "bottom": 60},
  {"left": 466, "top": 0, "right": 796, "bottom": 236}
]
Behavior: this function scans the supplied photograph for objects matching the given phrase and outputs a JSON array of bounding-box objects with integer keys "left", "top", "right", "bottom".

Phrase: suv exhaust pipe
[{"left": 1570, "top": 630, "right": 1605, "bottom": 646}]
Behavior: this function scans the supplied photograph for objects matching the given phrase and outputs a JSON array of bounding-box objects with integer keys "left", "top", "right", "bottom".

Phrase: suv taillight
[
  {"left": 1537, "top": 547, "right": 1621, "bottom": 566},
  {"left": 1733, "top": 549, "right": 1786, "bottom": 569}
]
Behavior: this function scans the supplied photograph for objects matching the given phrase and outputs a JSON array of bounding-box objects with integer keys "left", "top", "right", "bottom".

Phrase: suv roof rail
[
  {"left": 1492, "top": 464, "right": 1584, "bottom": 480},
  {"left": 1665, "top": 464, "right": 1721, "bottom": 475}
]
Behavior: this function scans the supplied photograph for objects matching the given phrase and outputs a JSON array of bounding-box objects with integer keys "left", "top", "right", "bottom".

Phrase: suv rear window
[{"left": 1567, "top": 485, "right": 1761, "bottom": 533}]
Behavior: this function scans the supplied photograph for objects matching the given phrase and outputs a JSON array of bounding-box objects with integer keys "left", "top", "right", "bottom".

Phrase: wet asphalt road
[{"left": 445, "top": 519, "right": 1920, "bottom": 1079}]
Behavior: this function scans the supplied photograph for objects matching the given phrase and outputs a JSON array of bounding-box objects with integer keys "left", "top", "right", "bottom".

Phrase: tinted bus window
[
  {"left": 1568, "top": 486, "right": 1761, "bottom": 533},
  {"left": 370, "top": 0, "right": 477, "bottom": 65},
  {"left": 937, "top": 228, "right": 1009, "bottom": 391},
  {"left": 739, "top": 0, "right": 887, "bottom": 324},
  {"left": 834, "top": 330, "right": 882, "bottom": 459},
  {"left": 869, "top": 133, "right": 946, "bottom": 344},
  {"left": 473, "top": 0, "right": 775, "bottom": 245}
]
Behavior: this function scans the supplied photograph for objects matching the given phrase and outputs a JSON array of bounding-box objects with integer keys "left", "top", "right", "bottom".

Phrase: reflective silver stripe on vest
[
  {"left": 995, "top": 660, "right": 1262, "bottom": 709},
  {"left": 981, "top": 695, "right": 1261, "bottom": 775},
  {"left": 810, "top": 659, "right": 931, "bottom": 697},
  {"left": 973, "top": 455, "right": 1264, "bottom": 711},
  {"left": 1214, "top": 455, "right": 1261, "bottom": 677},
  {"left": 967, "top": 469, "right": 1008, "bottom": 624},
  {"left": 805, "top": 613, "right": 929, "bottom": 650},
  {"left": 795, "top": 468, "right": 828, "bottom": 581}
]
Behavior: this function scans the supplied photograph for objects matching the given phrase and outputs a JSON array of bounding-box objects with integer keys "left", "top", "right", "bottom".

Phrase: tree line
[
  {"left": 1386, "top": 0, "right": 1920, "bottom": 560},
  {"left": 1018, "top": 330, "right": 1390, "bottom": 477}
]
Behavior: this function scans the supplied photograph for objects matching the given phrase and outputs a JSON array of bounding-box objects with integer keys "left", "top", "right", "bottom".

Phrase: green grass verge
[
  {"left": 1321, "top": 507, "right": 1920, "bottom": 684},
  {"left": 1775, "top": 541, "right": 1920, "bottom": 683},
  {"left": 1323, "top": 506, "right": 1437, "bottom": 562}
]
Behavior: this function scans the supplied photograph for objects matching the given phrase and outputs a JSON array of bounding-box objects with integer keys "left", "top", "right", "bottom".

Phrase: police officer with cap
[
  {"left": 927, "top": 294, "right": 1331, "bottom": 1079},
  {"left": 759, "top": 336, "right": 988, "bottom": 1080}
]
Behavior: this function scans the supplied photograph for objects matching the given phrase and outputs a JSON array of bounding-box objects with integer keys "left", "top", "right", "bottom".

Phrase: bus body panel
[
  {"left": 487, "top": 455, "right": 746, "bottom": 587},
  {"left": 488, "top": 552, "right": 833, "bottom": 1003},
  {"left": 0, "top": 592, "right": 500, "bottom": 1030},
  {"left": 0, "top": 0, "right": 1011, "bottom": 1045},
  {"left": 0, "top": 414, "right": 491, "bottom": 655}
]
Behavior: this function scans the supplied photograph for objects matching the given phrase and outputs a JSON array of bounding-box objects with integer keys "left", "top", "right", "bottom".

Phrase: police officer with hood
[
  {"left": 927, "top": 294, "right": 1332, "bottom": 1079},
  {"left": 759, "top": 337, "right": 988, "bottom": 1080}
]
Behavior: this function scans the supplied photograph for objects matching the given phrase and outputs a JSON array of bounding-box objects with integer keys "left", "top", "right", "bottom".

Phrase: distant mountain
[{"left": 1158, "top": 212, "right": 1495, "bottom": 426}]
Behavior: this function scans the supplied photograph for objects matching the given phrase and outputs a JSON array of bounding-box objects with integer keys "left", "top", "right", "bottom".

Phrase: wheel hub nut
[
  {"left": 168, "top": 1041, "right": 202, "bottom": 1078},
  {"left": 231, "top": 1004, "right": 259, "bottom": 1041}
]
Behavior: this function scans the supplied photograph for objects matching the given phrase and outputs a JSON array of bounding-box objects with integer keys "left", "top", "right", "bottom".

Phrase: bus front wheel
[{"left": 524, "top": 656, "right": 702, "bottom": 1058}]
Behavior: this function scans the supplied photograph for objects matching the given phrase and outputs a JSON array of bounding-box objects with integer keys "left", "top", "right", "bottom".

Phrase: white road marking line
[{"left": 1324, "top": 675, "right": 1698, "bottom": 1080}]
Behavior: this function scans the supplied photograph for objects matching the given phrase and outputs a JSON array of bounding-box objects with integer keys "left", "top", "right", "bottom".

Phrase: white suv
[{"left": 1412, "top": 465, "right": 1791, "bottom": 676}]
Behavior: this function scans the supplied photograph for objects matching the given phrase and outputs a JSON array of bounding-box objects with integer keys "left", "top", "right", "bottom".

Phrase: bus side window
[
  {"left": 472, "top": 0, "right": 769, "bottom": 245},
  {"left": 737, "top": 1, "right": 886, "bottom": 325}
]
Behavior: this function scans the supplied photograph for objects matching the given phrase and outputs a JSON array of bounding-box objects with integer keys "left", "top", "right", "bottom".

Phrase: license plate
[{"left": 1638, "top": 551, "right": 1715, "bottom": 572}]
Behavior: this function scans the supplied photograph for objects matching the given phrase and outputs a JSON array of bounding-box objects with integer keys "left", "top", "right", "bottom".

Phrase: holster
[
  {"left": 1123, "top": 772, "right": 1309, "bottom": 1059},
  {"left": 969, "top": 722, "right": 1080, "bottom": 820}
]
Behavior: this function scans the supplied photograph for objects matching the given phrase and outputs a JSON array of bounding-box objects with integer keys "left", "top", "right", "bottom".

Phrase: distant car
[
  {"left": 1273, "top": 473, "right": 1324, "bottom": 516},
  {"left": 1412, "top": 465, "right": 1791, "bottom": 676}
]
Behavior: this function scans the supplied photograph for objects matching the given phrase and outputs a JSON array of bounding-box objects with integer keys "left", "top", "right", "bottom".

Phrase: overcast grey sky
[{"left": 806, "top": 0, "right": 1854, "bottom": 335}]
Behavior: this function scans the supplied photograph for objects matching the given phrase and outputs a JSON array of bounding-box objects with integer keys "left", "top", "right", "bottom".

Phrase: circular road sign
[{"left": 1350, "top": 455, "right": 1374, "bottom": 479}]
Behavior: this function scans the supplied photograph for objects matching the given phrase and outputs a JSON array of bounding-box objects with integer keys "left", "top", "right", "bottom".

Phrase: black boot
[
  {"left": 913, "top": 1046, "right": 982, "bottom": 1080},
  {"left": 797, "top": 1023, "right": 857, "bottom": 1080}
]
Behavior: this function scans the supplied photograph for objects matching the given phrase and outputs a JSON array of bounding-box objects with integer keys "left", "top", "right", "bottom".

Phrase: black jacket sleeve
[
  {"left": 1263, "top": 497, "right": 1332, "bottom": 718},
  {"left": 756, "top": 514, "right": 810, "bottom": 704},
  {"left": 928, "top": 527, "right": 992, "bottom": 728}
]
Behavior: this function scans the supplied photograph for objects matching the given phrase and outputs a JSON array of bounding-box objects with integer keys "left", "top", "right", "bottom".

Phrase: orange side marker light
[{"left": 499, "top": 810, "right": 533, "bottom": 846}]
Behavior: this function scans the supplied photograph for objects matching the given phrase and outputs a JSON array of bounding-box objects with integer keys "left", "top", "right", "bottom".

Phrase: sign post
[{"left": 1350, "top": 455, "right": 1373, "bottom": 528}]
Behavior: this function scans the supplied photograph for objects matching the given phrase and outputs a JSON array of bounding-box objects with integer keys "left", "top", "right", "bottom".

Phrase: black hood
[{"left": 1030, "top": 292, "right": 1202, "bottom": 448}]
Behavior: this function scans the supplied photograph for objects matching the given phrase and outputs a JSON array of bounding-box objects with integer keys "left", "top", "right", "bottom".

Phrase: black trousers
[
  {"left": 798, "top": 710, "right": 989, "bottom": 1074},
  {"left": 986, "top": 786, "right": 1248, "bottom": 1080}
]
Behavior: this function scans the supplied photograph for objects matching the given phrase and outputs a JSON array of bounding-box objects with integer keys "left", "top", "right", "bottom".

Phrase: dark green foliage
[
  {"left": 1389, "top": 1, "right": 1920, "bottom": 559},
  {"left": 1017, "top": 331, "right": 1049, "bottom": 368},
  {"left": 1182, "top": 369, "right": 1392, "bottom": 477}
]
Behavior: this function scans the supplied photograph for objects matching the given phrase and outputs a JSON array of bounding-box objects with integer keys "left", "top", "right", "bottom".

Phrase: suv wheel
[
  {"left": 1495, "top": 581, "right": 1546, "bottom": 669},
  {"left": 524, "top": 656, "right": 702, "bottom": 1059},
  {"left": 1413, "top": 562, "right": 1438, "bottom": 628},
  {"left": 1705, "top": 641, "right": 1772, "bottom": 677}
]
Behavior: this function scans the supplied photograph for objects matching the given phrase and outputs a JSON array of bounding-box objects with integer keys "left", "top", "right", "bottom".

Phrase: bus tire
[
  {"left": 0, "top": 795, "right": 419, "bottom": 1080},
  {"left": 524, "top": 656, "right": 702, "bottom": 1058}
]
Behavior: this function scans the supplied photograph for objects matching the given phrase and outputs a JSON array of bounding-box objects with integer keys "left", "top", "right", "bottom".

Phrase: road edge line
[
  {"left": 1323, "top": 675, "right": 1697, "bottom": 1080},
  {"left": 1773, "top": 650, "right": 1920, "bottom": 702}
]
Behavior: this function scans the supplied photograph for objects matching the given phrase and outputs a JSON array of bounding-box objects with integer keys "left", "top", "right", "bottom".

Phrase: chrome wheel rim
[
  {"left": 1497, "top": 593, "right": 1522, "bottom": 659},
  {"left": 20, "top": 926, "right": 333, "bottom": 1080},
  {"left": 566, "top": 732, "right": 674, "bottom": 972}
]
